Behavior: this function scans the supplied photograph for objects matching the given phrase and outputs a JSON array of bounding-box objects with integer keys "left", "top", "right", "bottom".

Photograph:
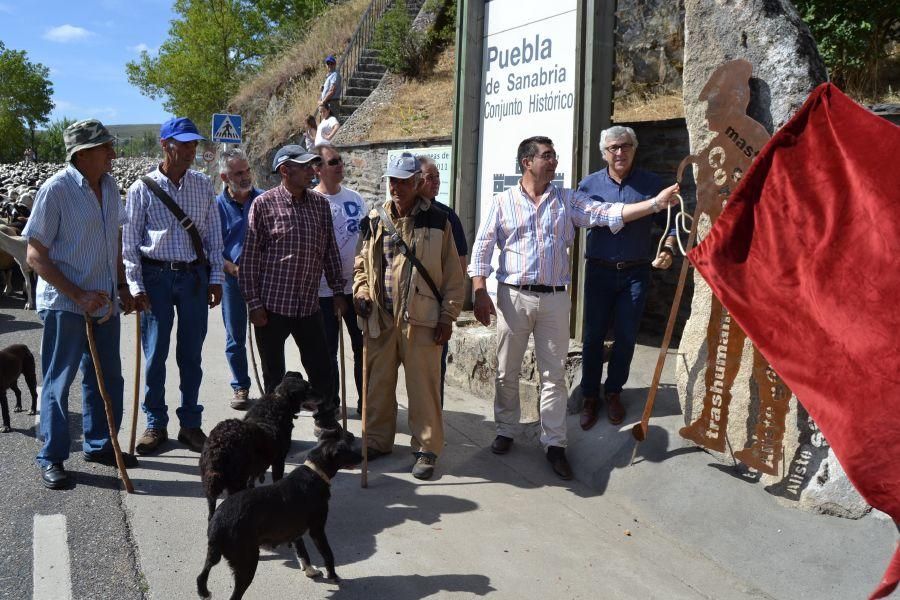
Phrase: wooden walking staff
[
  {"left": 129, "top": 313, "right": 141, "bottom": 455},
  {"left": 85, "top": 302, "right": 135, "bottom": 493},
  {"left": 630, "top": 171, "right": 702, "bottom": 465},
  {"left": 360, "top": 320, "right": 369, "bottom": 488},
  {"left": 338, "top": 319, "right": 347, "bottom": 431}
]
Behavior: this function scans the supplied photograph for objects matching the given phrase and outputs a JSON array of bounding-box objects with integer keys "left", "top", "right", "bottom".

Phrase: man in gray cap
[
  {"left": 353, "top": 152, "right": 465, "bottom": 480},
  {"left": 122, "top": 116, "right": 224, "bottom": 455},
  {"left": 320, "top": 55, "right": 341, "bottom": 110},
  {"left": 23, "top": 119, "right": 137, "bottom": 489},
  {"left": 239, "top": 145, "right": 346, "bottom": 431}
]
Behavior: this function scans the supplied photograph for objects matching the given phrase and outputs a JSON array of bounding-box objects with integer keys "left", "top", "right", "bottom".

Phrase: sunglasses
[{"left": 326, "top": 157, "right": 343, "bottom": 166}]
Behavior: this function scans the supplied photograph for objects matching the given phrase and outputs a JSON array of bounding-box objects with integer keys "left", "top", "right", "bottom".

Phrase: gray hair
[
  {"left": 599, "top": 126, "right": 638, "bottom": 152},
  {"left": 219, "top": 147, "right": 249, "bottom": 174}
]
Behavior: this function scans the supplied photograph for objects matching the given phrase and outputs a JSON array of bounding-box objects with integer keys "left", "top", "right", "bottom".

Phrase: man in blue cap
[
  {"left": 122, "top": 116, "right": 225, "bottom": 455},
  {"left": 320, "top": 55, "right": 341, "bottom": 111}
]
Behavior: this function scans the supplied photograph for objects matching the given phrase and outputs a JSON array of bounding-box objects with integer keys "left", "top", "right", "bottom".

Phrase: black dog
[
  {"left": 0, "top": 344, "right": 37, "bottom": 433},
  {"left": 197, "top": 428, "right": 362, "bottom": 600},
  {"left": 200, "top": 372, "right": 324, "bottom": 519}
]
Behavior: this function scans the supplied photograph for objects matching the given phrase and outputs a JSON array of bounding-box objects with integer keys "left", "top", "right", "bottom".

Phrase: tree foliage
[
  {"left": 0, "top": 41, "right": 53, "bottom": 161},
  {"left": 126, "top": 0, "right": 328, "bottom": 130},
  {"left": 372, "top": 0, "right": 427, "bottom": 78},
  {"left": 796, "top": 0, "right": 900, "bottom": 95},
  {"left": 36, "top": 117, "right": 76, "bottom": 163}
]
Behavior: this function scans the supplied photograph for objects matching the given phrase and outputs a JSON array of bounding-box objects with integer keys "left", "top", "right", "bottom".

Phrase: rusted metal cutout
[{"left": 676, "top": 59, "right": 793, "bottom": 476}]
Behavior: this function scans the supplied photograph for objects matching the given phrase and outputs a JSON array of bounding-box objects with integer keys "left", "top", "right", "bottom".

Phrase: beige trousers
[
  {"left": 365, "top": 322, "right": 444, "bottom": 456},
  {"left": 495, "top": 284, "right": 571, "bottom": 448}
]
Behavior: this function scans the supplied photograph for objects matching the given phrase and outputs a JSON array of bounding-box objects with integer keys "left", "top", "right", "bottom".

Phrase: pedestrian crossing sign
[{"left": 211, "top": 113, "right": 242, "bottom": 143}]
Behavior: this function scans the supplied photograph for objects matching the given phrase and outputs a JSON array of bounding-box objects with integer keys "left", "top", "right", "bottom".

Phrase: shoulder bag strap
[
  {"left": 375, "top": 203, "right": 443, "bottom": 305},
  {"left": 140, "top": 176, "right": 207, "bottom": 265}
]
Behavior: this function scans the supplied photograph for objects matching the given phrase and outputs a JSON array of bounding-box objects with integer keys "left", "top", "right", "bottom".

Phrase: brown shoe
[
  {"left": 580, "top": 396, "right": 600, "bottom": 430},
  {"left": 230, "top": 388, "right": 250, "bottom": 410},
  {"left": 177, "top": 427, "right": 207, "bottom": 452},
  {"left": 135, "top": 428, "right": 168, "bottom": 455},
  {"left": 606, "top": 392, "right": 625, "bottom": 425},
  {"left": 546, "top": 446, "right": 573, "bottom": 480}
]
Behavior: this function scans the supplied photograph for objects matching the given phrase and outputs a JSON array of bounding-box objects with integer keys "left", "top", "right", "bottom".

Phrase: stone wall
[{"left": 616, "top": 0, "right": 685, "bottom": 97}]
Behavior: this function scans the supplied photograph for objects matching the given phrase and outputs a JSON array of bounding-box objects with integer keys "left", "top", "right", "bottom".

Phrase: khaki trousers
[
  {"left": 495, "top": 284, "right": 571, "bottom": 448},
  {"left": 365, "top": 322, "right": 444, "bottom": 456}
]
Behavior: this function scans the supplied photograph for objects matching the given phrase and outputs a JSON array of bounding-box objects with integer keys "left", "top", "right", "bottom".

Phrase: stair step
[
  {"left": 360, "top": 49, "right": 381, "bottom": 59},
  {"left": 358, "top": 56, "right": 385, "bottom": 67},
  {"left": 354, "top": 69, "right": 386, "bottom": 80},
  {"left": 345, "top": 85, "right": 378, "bottom": 96},
  {"left": 347, "top": 75, "right": 383, "bottom": 86}
]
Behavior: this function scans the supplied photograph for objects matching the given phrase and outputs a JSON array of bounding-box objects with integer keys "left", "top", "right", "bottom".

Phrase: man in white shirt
[
  {"left": 468, "top": 135, "right": 679, "bottom": 479},
  {"left": 314, "top": 145, "right": 366, "bottom": 414}
]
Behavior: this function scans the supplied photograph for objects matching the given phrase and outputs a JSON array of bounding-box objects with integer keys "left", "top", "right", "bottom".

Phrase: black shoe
[
  {"left": 491, "top": 435, "right": 513, "bottom": 455},
  {"left": 83, "top": 450, "right": 139, "bottom": 469},
  {"left": 41, "top": 463, "right": 70, "bottom": 489},
  {"left": 546, "top": 446, "right": 573, "bottom": 480}
]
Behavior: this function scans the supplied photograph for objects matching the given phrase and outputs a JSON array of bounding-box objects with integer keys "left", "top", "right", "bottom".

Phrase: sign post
[{"left": 211, "top": 113, "right": 243, "bottom": 144}]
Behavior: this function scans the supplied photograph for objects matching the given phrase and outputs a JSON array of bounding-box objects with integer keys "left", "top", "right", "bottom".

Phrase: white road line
[{"left": 32, "top": 514, "right": 72, "bottom": 600}]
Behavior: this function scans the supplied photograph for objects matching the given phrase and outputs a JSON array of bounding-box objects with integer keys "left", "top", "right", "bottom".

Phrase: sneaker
[
  {"left": 231, "top": 388, "right": 250, "bottom": 410},
  {"left": 135, "top": 428, "right": 168, "bottom": 455},
  {"left": 177, "top": 427, "right": 207, "bottom": 452},
  {"left": 83, "top": 450, "right": 139, "bottom": 469},
  {"left": 412, "top": 452, "right": 437, "bottom": 480}
]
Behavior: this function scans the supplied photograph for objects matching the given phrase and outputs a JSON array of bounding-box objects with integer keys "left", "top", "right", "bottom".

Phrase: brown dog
[{"left": 0, "top": 344, "right": 38, "bottom": 432}]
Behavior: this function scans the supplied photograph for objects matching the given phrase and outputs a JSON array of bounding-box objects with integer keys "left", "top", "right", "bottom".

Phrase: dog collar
[{"left": 303, "top": 460, "right": 331, "bottom": 485}]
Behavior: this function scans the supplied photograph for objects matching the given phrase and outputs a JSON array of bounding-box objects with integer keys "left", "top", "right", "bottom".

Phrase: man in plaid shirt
[{"left": 239, "top": 145, "right": 348, "bottom": 428}]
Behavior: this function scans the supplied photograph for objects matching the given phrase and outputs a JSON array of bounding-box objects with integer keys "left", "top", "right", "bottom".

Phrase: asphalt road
[{"left": 0, "top": 295, "right": 145, "bottom": 600}]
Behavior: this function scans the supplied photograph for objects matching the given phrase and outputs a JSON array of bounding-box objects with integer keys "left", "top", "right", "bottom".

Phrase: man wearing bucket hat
[
  {"left": 353, "top": 152, "right": 465, "bottom": 480},
  {"left": 122, "top": 116, "right": 224, "bottom": 455},
  {"left": 320, "top": 54, "right": 341, "bottom": 111},
  {"left": 239, "top": 145, "right": 347, "bottom": 431},
  {"left": 23, "top": 118, "right": 137, "bottom": 488}
]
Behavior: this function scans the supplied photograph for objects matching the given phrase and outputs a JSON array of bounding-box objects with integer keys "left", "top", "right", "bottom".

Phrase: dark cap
[{"left": 272, "top": 144, "right": 321, "bottom": 173}]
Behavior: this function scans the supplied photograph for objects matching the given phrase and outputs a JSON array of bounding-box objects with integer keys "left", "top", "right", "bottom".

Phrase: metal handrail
[{"left": 335, "top": 0, "right": 392, "bottom": 104}]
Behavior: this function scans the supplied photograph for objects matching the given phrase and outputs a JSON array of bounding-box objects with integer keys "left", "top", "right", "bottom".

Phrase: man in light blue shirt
[
  {"left": 215, "top": 148, "right": 263, "bottom": 409},
  {"left": 23, "top": 119, "right": 137, "bottom": 489},
  {"left": 320, "top": 55, "right": 342, "bottom": 110}
]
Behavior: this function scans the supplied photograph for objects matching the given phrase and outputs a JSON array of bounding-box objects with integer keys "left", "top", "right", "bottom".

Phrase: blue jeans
[
  {"left": 36, "top": 309, "right": 124, "bottom": 467},
  {"left": 221, "top": 273, "right": 250, "bottom": 391},
  {"left": 319, "top": 295, "right": 363, "bottom": 407},
  {"left": 580, "top": 262, "right": 650, "bottom": 397},
  {"left": 140, "top": 263, "right": 209, "bottom": 430}
]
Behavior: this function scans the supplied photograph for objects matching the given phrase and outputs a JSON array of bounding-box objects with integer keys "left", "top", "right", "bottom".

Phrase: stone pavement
[{"left": 114, "top": 311, "right": 895, "bottom": 599}]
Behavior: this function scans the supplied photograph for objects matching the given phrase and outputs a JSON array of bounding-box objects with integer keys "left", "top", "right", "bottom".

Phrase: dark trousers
[
  {"left": 253, "top": 310, "right": 335, "bottom": 414},
  {"left": 319, "top": 294, "right": 363, "bottom": 410}
]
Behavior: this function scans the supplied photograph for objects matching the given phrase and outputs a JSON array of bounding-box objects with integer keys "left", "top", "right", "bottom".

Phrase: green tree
[
  {"left": 126, "top": 0, "right": 270, "bottom": 129},
  {"left": 796, "top": 0, "right": 900, "bottom": 95},
  {"left": 36, "top": 117, "right": 76, "bottom": 163},
  {"left": 372, "top": 0, "right": 427, "bottom": 78},
  {"left": 0, "top": 41, "right": 54, "bottom": 161}
]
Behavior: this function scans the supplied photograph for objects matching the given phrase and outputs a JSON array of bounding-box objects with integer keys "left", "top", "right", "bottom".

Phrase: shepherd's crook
[
  {"left": 630, "top": 188, "right": 701, "bottom": 466},
  {"left": 129, "top": 313, "right": 141, "bottom": 455},
  {"left": 85, "top": 302, "right": 134, "bottom": 493},
  {"left": 361, "top": 320, "right": 369, "bottom": 489}
]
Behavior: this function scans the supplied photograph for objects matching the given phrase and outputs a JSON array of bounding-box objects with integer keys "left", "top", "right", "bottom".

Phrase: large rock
[{"left": 676, "top": 0, "right": 870, "bottom": 518}]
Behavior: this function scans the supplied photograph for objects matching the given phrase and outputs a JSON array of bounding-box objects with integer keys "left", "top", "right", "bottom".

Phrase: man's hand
[
  {"left": 249, "top": 307, "right": 268, "bottom": 327},
  {"left": 333, "top": 294, "right": 349, "bottom": 318},
  {"left": 653, "top": 184, "right": 680, "bottom": 211},
  {"left": 224, "top": 261, "right": 239, "bottom": 277},
  {"left": 132, "top": 293, "right": 151, "bottom": 313},
  {"left": 473, "top": 289, "right": 496, "bottom": 327},
  {"left": 434, "top": 322, "right": 452, "bottom": 345},
  {"left": 651, "top": 248, "right": 675, "bottom": 270},
  {"left": 354, "top": 295, "right": 372, "bottom": 318},
  {"left": 208, "top": 284, "right": 223, "bottom": 308},
  {"left": 76, "top": 290, "right": 110, "bottom": 315},
  {"left": 118, "top": 286, "right": 135, "bottom": 314}
]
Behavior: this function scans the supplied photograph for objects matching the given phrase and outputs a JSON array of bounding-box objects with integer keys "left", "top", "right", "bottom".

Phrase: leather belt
[
  {"left": 142, "top": 257, "right": 204, "bottom": 271},
  {"left": 502, "top": 282, "right": 566, "bottom": 293},
  {"left": 589, "top": 258, "right": 651, "bottom": 270}
]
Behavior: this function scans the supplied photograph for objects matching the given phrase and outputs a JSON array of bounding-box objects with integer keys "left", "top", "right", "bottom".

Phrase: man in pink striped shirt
[{"left": 468, "top": 136, "right": 679, "bottom": 479}]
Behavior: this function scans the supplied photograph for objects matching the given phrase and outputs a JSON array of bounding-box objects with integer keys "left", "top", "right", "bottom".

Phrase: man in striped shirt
[
  {"left": 239, "top": 145, "right": 347, "bottom": 430},
  {"left": 23, "top": 119, "right": 137, "bottom": 489},
  {"left": 123, "top": 117, "right": 224, "bottom": 455},
  {"left": 468, "top": 135, "right": 679, "bottom": 480}
]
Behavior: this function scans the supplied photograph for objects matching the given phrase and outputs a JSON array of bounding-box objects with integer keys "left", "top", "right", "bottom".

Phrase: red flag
[{"left": 689, "top": 83, "right": 900, "bottom": 599}]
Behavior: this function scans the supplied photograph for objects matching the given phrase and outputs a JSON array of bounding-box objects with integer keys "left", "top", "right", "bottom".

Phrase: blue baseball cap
[
  {"left": 271, "top": 144, "right": 321, "bottom": 173},
  {"left": 384, "top": 152, "right": 421, "bottom": 179},
  {"left": 159, "top": 117, "right": 205, "bottom": 142},
  {"left": 325, "top": 55, "right": 336, "bottom": 64}
]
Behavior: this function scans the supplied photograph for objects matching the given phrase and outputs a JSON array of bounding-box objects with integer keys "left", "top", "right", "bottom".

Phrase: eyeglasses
[
  {"left": 604, "top": 143, "right": 634, "bottom": 154},
  {"left": 534, "top": 151, "right": 559, "bottom": 161},
  {"left": 326, "top": 157, "right": 343, "bottom": 166}
]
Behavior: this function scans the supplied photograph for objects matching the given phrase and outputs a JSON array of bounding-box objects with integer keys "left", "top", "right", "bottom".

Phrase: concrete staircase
[{"left": 337, "top": 0, "right": 427, "bottom": 122}]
